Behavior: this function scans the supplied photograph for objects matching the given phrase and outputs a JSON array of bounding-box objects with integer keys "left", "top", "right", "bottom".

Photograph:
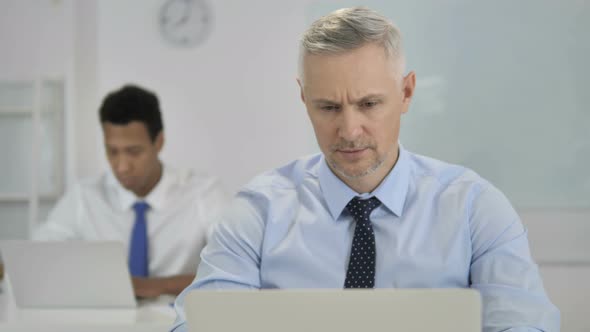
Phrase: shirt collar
[
  {"left": 318, "top": 145, "right": 411, "bottom": 220},
  {"left": 108, "top": 163, "right": 172, "bottom": 211}
]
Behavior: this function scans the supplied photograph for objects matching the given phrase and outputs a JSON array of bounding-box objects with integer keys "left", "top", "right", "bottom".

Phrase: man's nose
[
  {"left": 337, "top": 107, "right": 364, "bottom": 142},
  {"left": 114, "top": 156, "right": 132, "bottom": 174}
]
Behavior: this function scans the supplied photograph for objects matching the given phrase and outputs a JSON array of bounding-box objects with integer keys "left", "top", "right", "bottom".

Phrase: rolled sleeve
[{"left": 469, "top": 185, "right": 560, "bottom": 332}]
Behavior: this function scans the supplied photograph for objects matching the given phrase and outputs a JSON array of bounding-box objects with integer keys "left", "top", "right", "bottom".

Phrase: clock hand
[{"left": 176, "top": 0, "right": 192, "bottom": 26}]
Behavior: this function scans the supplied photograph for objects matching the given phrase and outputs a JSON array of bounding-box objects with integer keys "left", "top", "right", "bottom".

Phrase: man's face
[
  {"left": 102, "top": 121, "right": 163, "bottom": 197},
  {"left": 299, "top": 43, "right": 415, "bottom": 185}
]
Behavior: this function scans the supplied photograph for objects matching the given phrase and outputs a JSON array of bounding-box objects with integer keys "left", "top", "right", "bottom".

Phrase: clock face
[{"left": 159, "top": 0, "right": 212, "bottom": 47}]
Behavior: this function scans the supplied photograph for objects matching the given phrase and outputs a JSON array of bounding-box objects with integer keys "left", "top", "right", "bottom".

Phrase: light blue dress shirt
[{"left": 172, "top": 147, "right": 560, "bottom": 332}]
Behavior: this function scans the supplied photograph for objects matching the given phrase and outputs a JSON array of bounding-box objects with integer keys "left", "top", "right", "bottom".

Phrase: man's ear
[
  {"left": 297, "top": 78, "right": 306, "bottom": 103},
  {"left": 402, "top": 71, "right": 416, "bottom": 105},
  {"left": 398, "top": 71, "right": 416, "bottom": 115},
  {"left": 155, "top": 131, "right": 164, "bottom": 152}
]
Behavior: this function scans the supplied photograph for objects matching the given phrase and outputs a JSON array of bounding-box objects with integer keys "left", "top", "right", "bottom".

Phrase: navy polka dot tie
[{"left": 344, "top": 196, "right": 381, "bottom": 288}]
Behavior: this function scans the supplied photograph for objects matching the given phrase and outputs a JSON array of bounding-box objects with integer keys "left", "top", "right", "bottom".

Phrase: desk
[{"left": 0, "top": 280, "right": 175, "bottom": 332}]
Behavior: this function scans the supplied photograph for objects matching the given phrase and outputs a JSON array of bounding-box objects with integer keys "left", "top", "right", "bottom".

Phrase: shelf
[
  {"left": 0, "top": 193, "right": 60, "bottom": 202},
  {"left": 0, "top": 78, "right": 65, "bottom": 239},
  {"left": 0, "top": 81, "right": 34, "bottom": 111},
  {"left": 0, "top": 108, "right": 33, "bottom": 115}
]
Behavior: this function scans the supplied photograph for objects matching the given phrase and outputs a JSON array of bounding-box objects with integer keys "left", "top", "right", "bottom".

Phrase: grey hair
[{"left": 298, "top": 7, "right": 405, "bottom": 83}]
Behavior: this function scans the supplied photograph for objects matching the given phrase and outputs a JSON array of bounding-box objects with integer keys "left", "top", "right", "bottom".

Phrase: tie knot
[
  {"left": 346, "top": 196, "right": 381, "bottom": 221},
  {"left": 133, "top": 201, "right": 150, "bottom": 214}
]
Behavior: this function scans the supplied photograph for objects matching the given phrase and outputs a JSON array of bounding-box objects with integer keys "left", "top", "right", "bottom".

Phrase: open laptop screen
[{"left": 0, "top": 240, "right": 136, "bottom": 308}]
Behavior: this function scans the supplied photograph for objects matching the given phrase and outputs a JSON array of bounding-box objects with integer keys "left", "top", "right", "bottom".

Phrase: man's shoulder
[
  {"left": 241, "top": 153, "right": 323, "bottom": 195},
  {"left": 165, "top": 167, "right": 225, "bottom": 195},
  {"left": 68, "top": 173, "right": 111, "bottom": 195},
  {"left": 174, "top": 168, "right": 220, "bottom": 185},
  {"left": 50, "top": 173, "right": 112, "bottom": 211},
  {"left": 407, "top": 150, "right": 491, "bottom": 192}
]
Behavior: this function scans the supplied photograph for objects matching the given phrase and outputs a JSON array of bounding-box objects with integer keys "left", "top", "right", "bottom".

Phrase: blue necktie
[
  {"left": 129, "top": 201, "right": 150, "bottom": 277},
  {"left": 344, "top": 197, "right": 381, "bottom": 288}
]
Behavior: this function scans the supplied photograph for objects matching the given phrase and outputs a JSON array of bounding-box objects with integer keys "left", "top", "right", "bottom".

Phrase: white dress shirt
[{"left": 33, "top": 165, "right": 228, "bottom": 277}]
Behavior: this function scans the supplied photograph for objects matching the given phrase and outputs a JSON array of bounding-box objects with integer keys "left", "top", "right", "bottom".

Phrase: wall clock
[{"left": 159, "top": 0, "right": 212, "bottom": 48}]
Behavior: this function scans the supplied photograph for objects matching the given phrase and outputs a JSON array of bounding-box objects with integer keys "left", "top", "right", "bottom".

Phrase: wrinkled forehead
[
  {"left": 299, "top": 44, "right": 403, "bottom": 96},
  {"left": 298, "top": 43, "right": 404, "bottom": 87}
]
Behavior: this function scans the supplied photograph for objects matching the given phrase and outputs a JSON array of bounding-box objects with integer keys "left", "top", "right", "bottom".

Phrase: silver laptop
[
  {"left": 185, "top": 289, "right": 481, "bottom": 332},
  {"left": 0, "top": 240, "right": 136, "bottom": 308}
]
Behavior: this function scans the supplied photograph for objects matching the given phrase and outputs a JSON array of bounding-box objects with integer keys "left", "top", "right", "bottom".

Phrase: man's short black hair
[{"left": 99, "top": 84, "right": 163, "bottom": 141}]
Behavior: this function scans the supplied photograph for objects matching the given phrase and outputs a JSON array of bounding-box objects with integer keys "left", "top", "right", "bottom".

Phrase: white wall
[
  {"left": 93, "top": 0, "right": 317, "bottom": 193},
  {"left": 71, "top": 0, "right": 100, "bottom": 187},
  {"left": 0, "top": 0, "right": 73, "bottom": 80}
]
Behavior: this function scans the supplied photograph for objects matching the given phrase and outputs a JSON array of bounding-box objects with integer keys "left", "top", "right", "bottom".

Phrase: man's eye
[
  {"left": 321, "top": 105, "right": 339, "bottom": 112},
  {"left": 361, "top": 101, "right": 379, "bottom": 109},
  {"left": 128, "top": 149, "right": 142, "bottom": 156}
]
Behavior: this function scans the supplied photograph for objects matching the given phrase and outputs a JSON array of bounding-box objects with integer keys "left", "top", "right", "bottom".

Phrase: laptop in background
[
  {"left": 185, "top": 289, "right": 481, "bottom": 332},
  {"left": 0, "top": 240, "right": 136, "bottom": 308}
]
